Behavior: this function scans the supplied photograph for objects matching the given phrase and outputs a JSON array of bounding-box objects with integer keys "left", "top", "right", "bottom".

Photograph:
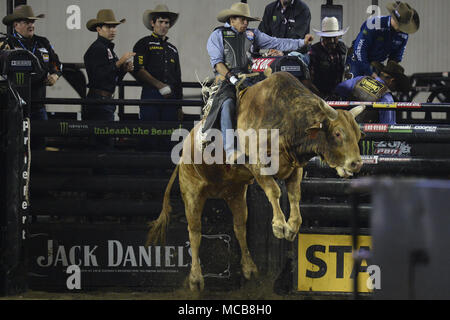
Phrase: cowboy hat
[
  {"left": 313, "top": 16, "right": 349, "bottom": 37},
  {"left": 371, "top": 60, "right": 411, "bottom": 92},
  {"left": 86, "top": 9, "right": 126, "bottom": 32},
  {"left": 2, "top": 5, "right": 45, "bottom": 26},
  {"left": 386, "top": 1, "right": 420, "bottom": 34},
  {"left": 143, "top": 4, "right": 179, "bottom": 31},
  {"left": 217, "top": 2, "right": 261, "bottom": 23}
]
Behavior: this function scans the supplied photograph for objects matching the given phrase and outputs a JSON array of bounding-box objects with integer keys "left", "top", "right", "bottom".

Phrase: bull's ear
[{"left": 305, "top": 122, "right": 323, "bottom": 139}]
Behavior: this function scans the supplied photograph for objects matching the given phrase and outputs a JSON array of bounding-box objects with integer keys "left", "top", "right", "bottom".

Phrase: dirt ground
[
  {"left": 0, "top": 279, "right": 350, "bottom": 300},
  {"left": 2, "top": 290, "right": 347, "bottom": 300},
  {"left": 2, "top": 289, "right": 286, "bottom": 300}
]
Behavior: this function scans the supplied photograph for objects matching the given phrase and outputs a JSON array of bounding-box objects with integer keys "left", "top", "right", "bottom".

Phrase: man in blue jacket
[
  {"left": 348, "top": 1, "right": 419, "bottom": 78},
  {"left": 334, "top": 60, "right": 410, "bottom": 124}
]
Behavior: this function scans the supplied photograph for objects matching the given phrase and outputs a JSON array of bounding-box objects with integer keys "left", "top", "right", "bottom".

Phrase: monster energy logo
[
  {"left": 60, "top": 122, "right": 69, "bottom": 135},
  {"left": 15, "top": 72, "right": 25, "bottom": 85},
  {"left": 361, "top": 140, "right": 375, "bottom": 155}
]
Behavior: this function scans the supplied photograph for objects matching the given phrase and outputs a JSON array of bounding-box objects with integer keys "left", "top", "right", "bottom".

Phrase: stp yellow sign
[{"left": 298, "top": 234, "right": 372, "bottom": 293}]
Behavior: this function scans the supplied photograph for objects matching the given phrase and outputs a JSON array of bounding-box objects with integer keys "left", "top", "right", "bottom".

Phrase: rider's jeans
[{"left": 220, "top": 98, "right": 236, "bottom": 159}]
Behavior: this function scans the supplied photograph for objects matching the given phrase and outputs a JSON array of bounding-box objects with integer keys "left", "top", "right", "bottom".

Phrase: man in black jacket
[
  {"left": 84, "top": 9, "right": 134, "bottom": 149},
  {"left": 258, "top": 0, "right": 311, "bottom": 40},
  {"left": 309, "top": 17, "right": 349, "bottom": 99},
  {"left": 1, "top": 5, "right": 63, "bottom": 149},
  {"left": 132, "top": 4, "right": 182, "bottom": 123}
]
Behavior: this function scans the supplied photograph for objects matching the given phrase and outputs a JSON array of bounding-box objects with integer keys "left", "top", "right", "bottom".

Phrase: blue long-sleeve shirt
[
  {"left": 349, "top": 15, "right": 408, "bottom": 77},
  {"left": 334, "top": 76, "right": 396, "bottom": 124},
  {"left": 207, "top": 23, "right": 304, "bottom": 69}
]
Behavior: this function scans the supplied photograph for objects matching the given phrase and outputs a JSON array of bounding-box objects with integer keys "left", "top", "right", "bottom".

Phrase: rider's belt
[{"left": 88, "top": 88, "right": 114, "bottom": 98}]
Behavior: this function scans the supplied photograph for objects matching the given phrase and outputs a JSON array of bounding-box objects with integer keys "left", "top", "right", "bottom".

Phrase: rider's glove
[{"left": 226, "top": 71, "right": 239, "bottom": 86}]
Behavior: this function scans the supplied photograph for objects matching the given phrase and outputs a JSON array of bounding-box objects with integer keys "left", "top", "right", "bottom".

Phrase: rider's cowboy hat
[
  {"left": 386, "top": 1, "right": 420, "bottom": 34},
  {"left": 143, "top": 4, "right": 179, "bottom": 31},
  {"left": 86, "top": 9, "right": 126, "bottom": 32},
  {"left": 371, "top": 60, "right": 411, "bottom": 92},
  {"left": 313, "top": 16, "right": 349, "bottom": 37},
  {"left": 2, "top": 5, "right": 45, "bottom": 26},
  {"left": 217, "top": 2, "right": 261, "bottom": 23}
]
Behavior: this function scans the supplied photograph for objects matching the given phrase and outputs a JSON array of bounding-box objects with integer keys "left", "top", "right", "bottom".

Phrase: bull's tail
[{"left": 146, "top": 164, "right": 179, "bottom": 247}]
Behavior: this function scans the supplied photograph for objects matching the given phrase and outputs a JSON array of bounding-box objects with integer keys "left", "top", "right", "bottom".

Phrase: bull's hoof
[
  {"left": 284, "top": 226, "right": 298, "bottom": 242},
  {"left": 285, "top": 217, "right": 302, "bottom": 242},
  {"left": 272, "top": 223, "right": 285, "bottom": 239},
  {"left": 242, "top": 262, "right": 258, "bottom": 280},
  {"left": 189, "top": 273, "right": 205, "bottom": 292}
]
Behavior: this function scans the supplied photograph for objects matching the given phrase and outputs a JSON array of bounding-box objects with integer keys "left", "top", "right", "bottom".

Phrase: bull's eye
[{"left": 335, "top": 131, "right": 341, "bottom": 138}]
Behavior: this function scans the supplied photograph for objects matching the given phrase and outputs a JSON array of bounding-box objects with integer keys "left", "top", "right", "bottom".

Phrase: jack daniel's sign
[
  {"left": 37, "top": 240, "right": 191, "bottom": 268},
  {"left": 27, "top": 224, "right": 236, "bottom": 290}
]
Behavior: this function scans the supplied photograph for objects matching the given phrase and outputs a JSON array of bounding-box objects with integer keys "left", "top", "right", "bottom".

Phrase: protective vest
[
  {"left": 352, "top": 76, "right": 390, "bottom": 101},
  {"left": 219, "top": 26, "right": 254, "bottom": 74}
]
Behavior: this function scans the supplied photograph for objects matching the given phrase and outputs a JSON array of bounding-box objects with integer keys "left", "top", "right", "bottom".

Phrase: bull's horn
[
  {"left": 349, "top": 105, "right": 366, "bottom": 118},
  {"left": 319, "top": 99, "right": 338, "bottom": 120}
]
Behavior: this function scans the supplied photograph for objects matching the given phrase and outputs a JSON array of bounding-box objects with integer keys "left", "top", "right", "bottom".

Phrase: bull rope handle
[{"left": 237, "top": 72, "right": 261, "bottom": 79}]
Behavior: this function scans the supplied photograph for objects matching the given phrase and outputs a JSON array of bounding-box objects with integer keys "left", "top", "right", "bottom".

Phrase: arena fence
[{"left": 9, "top": 108, "right": 450, "bottom": 296}]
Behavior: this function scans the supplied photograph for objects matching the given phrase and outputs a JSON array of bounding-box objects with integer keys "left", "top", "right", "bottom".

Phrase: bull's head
[{"left": 307, "top": 101, "right": 365, "bottom": 178}]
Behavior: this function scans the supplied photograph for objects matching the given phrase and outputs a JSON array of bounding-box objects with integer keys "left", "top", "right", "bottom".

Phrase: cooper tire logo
[
  {"left": 15, "top": 72, "right": 25, "bottom": 85},
  {"left": 60, "top": 122, "right": 69, "bottom": 135}
]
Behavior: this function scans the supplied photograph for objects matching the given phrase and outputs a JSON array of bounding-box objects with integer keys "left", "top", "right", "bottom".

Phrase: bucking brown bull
[{"left": 146, "top": 71, "right": 365, "bottom": 291}]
